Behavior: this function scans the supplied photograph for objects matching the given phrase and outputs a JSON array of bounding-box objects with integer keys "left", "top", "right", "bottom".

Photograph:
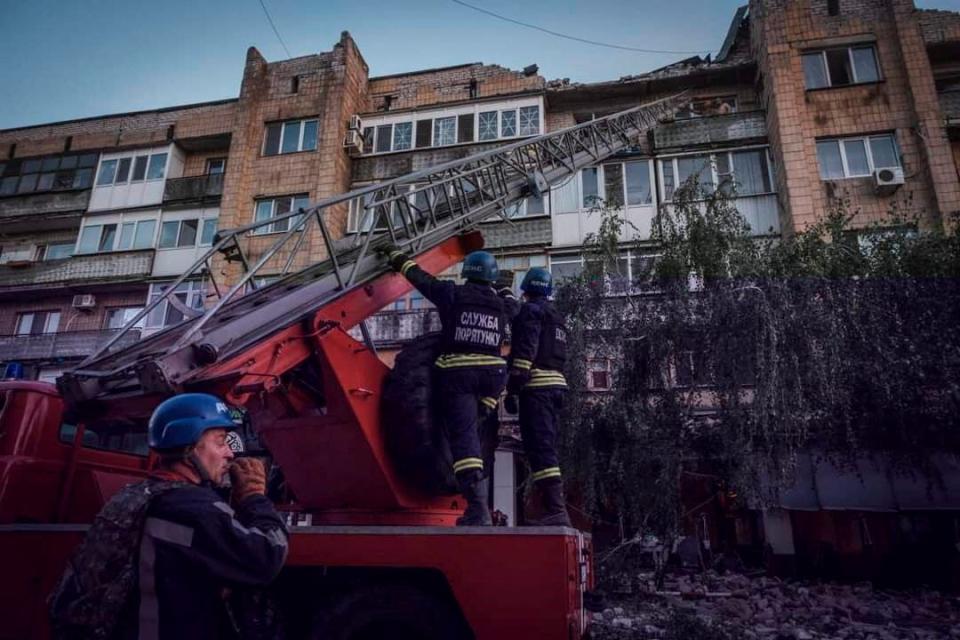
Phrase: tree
[{"left": 555, "top": 176, "right": 960, "bottom": 543}]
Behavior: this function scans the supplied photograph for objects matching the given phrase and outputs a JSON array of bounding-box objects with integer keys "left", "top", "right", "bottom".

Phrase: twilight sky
[{"left": 0, "top": 0, "right": 956, "bottom": 129}]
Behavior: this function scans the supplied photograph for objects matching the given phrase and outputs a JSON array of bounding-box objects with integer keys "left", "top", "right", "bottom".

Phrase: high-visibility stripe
[
  {"left": 512, "top": 359, "right": 533, "bottom": 370},
  {"left": 531, "top": 466, "right": 562, "bottom": 482},
  {"left": 480, "top": 396, "right": 498, "bottom": 410},
  {"left": 387, "top": 250, "right": 406, "bottom": 260},
  {"left": 453, "top": 457, "right": 484, "bottom": 473},
  {"left": 400, "top": 260, "right": 417, "bottom": 276},
  {"left": 525, "top": 368, "right": 568, "bottom": 389},
  {"left": 435, "top": 353, "right": 506, "bottom": 369}
]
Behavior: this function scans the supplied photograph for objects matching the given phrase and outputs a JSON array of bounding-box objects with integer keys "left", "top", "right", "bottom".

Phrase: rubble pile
[{"left": 587, "top": 571, "right": 960, "bottom": 640}]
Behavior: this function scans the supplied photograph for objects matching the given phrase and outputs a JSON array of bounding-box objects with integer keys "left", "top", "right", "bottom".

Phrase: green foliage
[{"left": 556, "top": 180, "right": 960, "bottom": 539}]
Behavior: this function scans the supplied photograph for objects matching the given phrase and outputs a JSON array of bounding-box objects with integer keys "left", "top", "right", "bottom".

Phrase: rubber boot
[
  {"left": 456, "top": 471, "right": 492, "bottom": 526},
  {"left": 530, "top": 478, "right": 572, "bottom": 527}
]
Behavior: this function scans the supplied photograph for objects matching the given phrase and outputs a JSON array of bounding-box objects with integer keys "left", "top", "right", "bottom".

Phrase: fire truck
[{"left": 0, "top": 94, "right": 683, "bottom": 640}]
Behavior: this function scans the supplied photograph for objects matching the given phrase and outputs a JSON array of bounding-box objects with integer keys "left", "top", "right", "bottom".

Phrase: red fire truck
[{"left": 0, "top": 94, "right": 682, "bottom": 640}]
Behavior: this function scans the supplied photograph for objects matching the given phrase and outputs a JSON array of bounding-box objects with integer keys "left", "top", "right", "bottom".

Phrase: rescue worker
[
  {"left": 507, "top": 267, "right": 573, "bottom": 527},
  {"left": 382, "top": 245, "right": 518, "bottom": 526},
  {"left": 51, "top": 393, "right": 288, "bottom": 640}
]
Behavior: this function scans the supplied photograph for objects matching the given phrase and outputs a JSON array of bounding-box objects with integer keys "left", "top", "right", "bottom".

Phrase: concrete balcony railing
[
  {"left": 349, "top": 309, "right": 441, "bottom": 346},
  {"left": 163, "top": 173, "right": 224, "bottom": 203},
  {"left": 0, "top": 328, "right": 143, "bottom": 362},
  {"left": 0, "top": 249, "right": 154, "bottom": 291},
  {"left": 653, "top": 110, "right": 768, "bottom": 151}
]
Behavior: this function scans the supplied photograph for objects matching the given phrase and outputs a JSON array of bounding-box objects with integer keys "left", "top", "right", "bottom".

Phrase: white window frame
[
  {"left": 658, "top": 146, "right": 775, "bottom": 202},
  {"left": 146, "top": 280, "right": 207, "bottom": 329},
  {"left": 359, "top": 98, "right": 544, "bottom": 155},
  {"left": 158, "top": 218, "right": 202, "bottom": 250},
  {"left": 815, "top": 134, "right": 901, "bottom": 180},
  {"left": 579, "top": 159, "right": 656, "bottom": 209},
  {"left": 76, "top": 213, "right": 159, "bottom": 254},
  {"left": 252, "top": 194, "right": 310, "bottom": 236},
  {"left": 16, "top": 310, "right": 61, "bottom": 335},
  {"left": 105, "top": 306, "right": 146, "bottom": 330},
  {"left": 262, "top": 118, "right": 320, "bottom": 156},
  {"left": 95, "top": 151, "right": 168, "bottom": 187},
  {"left": 802, "top": 44, "right": 881, "bottom": 89}
]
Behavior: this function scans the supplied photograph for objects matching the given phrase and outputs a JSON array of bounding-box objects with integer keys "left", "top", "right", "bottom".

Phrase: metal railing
[
  {"left": 62, "top": 92, "right": 688, "bottom": 403},
  {"left": 0, "top": 250, "right": 154, "bottom": 289},
  {"left": 653, "top": 110, "right": 767, "bottom": 150},
  {"left": 0, "top": 328, "right": 142, "bottom": 361}
]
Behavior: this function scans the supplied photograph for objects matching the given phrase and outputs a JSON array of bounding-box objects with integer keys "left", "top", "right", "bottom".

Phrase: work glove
[
  {"left": 494, "top": 269, "right": 515, "bottom": 294},
  {"left": 378, "top": 244, "right": 412, "bottom": 273},
  {"left": 503, "top": 394, "right": 519, "bottom": 415},
  {"left": 230, "top": 457, "right": 267, "bottom": 503},
  {"left": 507, "top": 367, "right": 530, "bottom": 395}
]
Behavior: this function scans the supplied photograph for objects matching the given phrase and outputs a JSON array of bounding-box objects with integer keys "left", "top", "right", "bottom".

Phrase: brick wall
[
  {"left": 751, "top": 0, "right": 960, "bottom": 233},
  {"left": 366, "top": 63, "right": 544, "bottom": 113},
  {"left": 182, "top": 150, "right": 230, "bottom": 177},
  {"left": 216, "top": 33, "right": 369, "bottom": 280},
  {"left": 0, "top": 288, "right": 147, "bottom": 335}
]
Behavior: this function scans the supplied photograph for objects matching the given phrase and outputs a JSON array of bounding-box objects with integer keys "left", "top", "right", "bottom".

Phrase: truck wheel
[
  {"left": 381, "top": 332, "right": 457, "bottom": 495},
  {"left": 311, "top": 583, "right": 469, "bottom": 640}
]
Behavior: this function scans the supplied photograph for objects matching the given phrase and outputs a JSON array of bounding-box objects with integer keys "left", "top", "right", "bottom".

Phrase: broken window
[
  {"left": 375, "top": 124, "right": 393, "bottom": 153},
  {"left": 392, "top": 122, "right": 412, "bottom": 151},
  {"left": 603, "top": 163, "right": 625, "bottom": 209},
  {"left": 457, "top": 114, "right": 474, "bottom": 144},
  {"left": 802, "top": 44, "right": 880, "bottom": 89},
  {"left": 519, "top": 106, "right": 540, "bottom": 136},
  {"left": 478, "top": 111, "right": 498, "bottom": 141},
  {"left": 16, "top": 310, "right": 61, "bottom": 335},
  {"left": 582, "top": 168, "right": 599, "bottom": 207},
  {"left": 500, "top": 110, "right": 517, "bottom": 137},
  {"left": 433, "top": 117, "right": 456, "bottom": 146},
  {"left": 415, "top": 119, "right": 432, "bottom": 148}
]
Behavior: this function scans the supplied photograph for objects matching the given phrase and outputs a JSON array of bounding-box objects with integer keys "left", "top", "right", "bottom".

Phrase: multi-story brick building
[{"left": 0, "top": 0, "right": 957, "bottom": 531}]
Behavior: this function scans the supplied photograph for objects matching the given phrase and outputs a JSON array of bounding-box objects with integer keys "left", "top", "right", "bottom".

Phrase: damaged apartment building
[{"left": 1, "top": 0, "right": 958, "bottom": 575}]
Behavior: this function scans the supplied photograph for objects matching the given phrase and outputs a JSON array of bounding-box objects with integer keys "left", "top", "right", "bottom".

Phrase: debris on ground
[{"left": 587, "top": 570, "right": 960, "bottom": 639}]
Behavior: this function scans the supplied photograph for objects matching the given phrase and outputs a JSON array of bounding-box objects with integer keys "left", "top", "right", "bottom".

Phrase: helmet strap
[{"left": 187, "top": 451, "right": 216, "bottom": 487}]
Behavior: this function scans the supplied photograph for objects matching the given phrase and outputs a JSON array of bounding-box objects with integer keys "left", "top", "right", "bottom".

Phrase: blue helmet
[
  {"left": 521, "top": 267, "right": 553, "bottom": 296},
  {"left": 461, "top": 251, "right": 498, "bottom": 283},
  {"left": 148, "top": 393, "right": 238, "bottom": 450}
]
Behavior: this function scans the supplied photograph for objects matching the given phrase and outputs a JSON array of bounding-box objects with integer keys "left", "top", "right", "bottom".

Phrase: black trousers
[
  {"left": 518, "top": 387, "right": 566, "bottom": 478},
  {"left": 435, "top": 365, "right": 507, "bottom": 476}
]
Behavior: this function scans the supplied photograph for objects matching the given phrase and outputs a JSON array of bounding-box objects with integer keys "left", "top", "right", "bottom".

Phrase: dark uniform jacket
[
  {"left": 509, "top": 297, "right": 569, "bottom": 389},
  {"left": 120, "top": 480, "right": 288, "bottom": 640},
  {"left": 401, "top": 261, "right": 520, "bottom": 367}
]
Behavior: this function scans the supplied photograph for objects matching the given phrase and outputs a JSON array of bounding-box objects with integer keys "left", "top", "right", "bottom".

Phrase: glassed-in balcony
[{"left": 0, "top": 328, "right": 142, "bottom": 361}]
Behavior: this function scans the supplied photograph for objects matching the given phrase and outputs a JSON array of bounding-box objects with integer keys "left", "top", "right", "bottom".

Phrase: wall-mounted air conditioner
[
  {"left": 342, "top": 129, "right": 363, "bottom": 155},
  {"left": 873, "top": 167, "right": 904, "bottom": 196},
  {"left": 72, "top": 294, "right": 96, "bottom": 309},
  {"left": 348, "top": 114, "right": 363, "bottom": 132}
]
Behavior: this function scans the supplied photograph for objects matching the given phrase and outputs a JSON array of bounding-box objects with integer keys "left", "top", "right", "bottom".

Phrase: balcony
[
  {"left": 350, "top": 309, "right": 441, "bottom": 347},
  {"left": 163, "top": 173, "right": 224, "bottom": 204},
  {"left": 0, "top": 328, "right": 142, "bottom": 362},
  {"left": 0, "top": 189, "right": 89, "bottom": 233},
  {"left": 0, "top": 249, "right": 154, "bottom": 291},
  {"left": 653, "top": 111, "right": 767, "bottom": 151},
  {"left": 940, "top": 90, "right": 960, "bottom": 123}
]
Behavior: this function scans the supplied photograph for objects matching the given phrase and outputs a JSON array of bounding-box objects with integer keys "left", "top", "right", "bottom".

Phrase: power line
[
  {"left": 257, "top": 0, "right": 293, "bottom": 59},
  {"left": 449, "top": 0, "right": 712, "bottom": 55}
]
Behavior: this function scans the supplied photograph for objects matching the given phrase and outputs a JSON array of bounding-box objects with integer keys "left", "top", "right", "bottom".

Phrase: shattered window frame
[{"left": 802, "top": 43, "right": 881, "bottom": 89}]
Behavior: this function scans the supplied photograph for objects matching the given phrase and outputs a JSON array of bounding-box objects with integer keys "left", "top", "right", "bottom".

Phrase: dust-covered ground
[{"left": 586, "top": 570, "right": 960, "bottom": 640}]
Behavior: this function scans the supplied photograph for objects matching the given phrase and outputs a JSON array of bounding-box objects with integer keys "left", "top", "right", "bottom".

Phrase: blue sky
[{"left": 0, "top": 0, "right": 956, "bottom": 129}]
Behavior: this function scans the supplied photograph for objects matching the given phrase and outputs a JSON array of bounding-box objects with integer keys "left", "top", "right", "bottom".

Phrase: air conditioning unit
[
  {"left": 342, "top": 129, "right": 363, "bottom": 155},
  {"left": 72, "top": 294, "right": 96, "bottom": 310},
  {"left": 348, "top": 114, "right": 363, "bottom": 131},
  {"left": 873, "top": 167, "right": 904, "bottom": 196}
]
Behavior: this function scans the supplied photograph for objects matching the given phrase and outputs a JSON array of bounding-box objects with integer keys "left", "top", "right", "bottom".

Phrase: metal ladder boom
[{"left": 59, "top": 93, "right": 686, "bottom": 404}]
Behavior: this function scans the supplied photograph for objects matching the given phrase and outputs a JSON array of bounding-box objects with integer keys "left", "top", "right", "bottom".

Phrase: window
[
  {"left": 478, "top": 111, "right": 498, "bottom": 141},
  {"left": 501, "top": 111, "right": 517, "bottom": 137},
  {"left": 518, "top": 106, "right": 540, "bottom": 136},
  {"left": 660, "top": 149, "right": 774, "bottom": 200},
  {"left": 60, "top": 420, "right": 149, "bottom": 456},
  {"left": 802, "top": 45, "right": 880, "bottom": 89},
  {"left": 625, "top": 161, "right": 653, "bottom": 205},
  {"left": 76, "top": 218, "right": 156, "bottom": 253},
  {"left": 146, "top": 280, "right": 206, "bottom": 328},
  {"left": 393, "top": 122, "right": 412, "bottom": 151},
  {"left": 816, "top": 134, "right": 900, "bottom": 179},
  {"left": 550, "top": 255, "right": 584, "bottom": 282},
  {"left": 0, "top": 152, "right": 96, "bottom": 196},
  {"left": 159, "top": 219, "right": 200, "bottom": 248},
  {"left": 252, "top": 194, "right": 310, "bottom": 235},
  {"left": 676, "top": 96, "right": 738, "bottom": 119},
  {"left": 376, "top": 124, "right": 393, "bottom": 153},
  {"left": 501, "top": 194, "right": 549, "bottom": 220},
  {"left": 603, "top": 163, "right": 625, "bottom": 209},
  {"left": 96, "top": 152, "right": 167, "bottom": 186},
  {"left": 206, "top": 158, "right": 226, "bottom": 175},
  {"left": 105, "top": 306, "right": 145, "bottom": 330},
  {"left": 35, "top": 242, "right": 74, "bottom": 261},
  {"left": 582, "top": 168, "right": 599, "bottom": 207},
  {"left": 200, "top": 219, "right": 217, "bottom": 245},
  {"left": 16, "top": 310, "right": 60, "bottom": 335},
  {"left": 587, "top": 359, "right": 612, "bottom": 391},
  {"left": 263, "top": 118, "right": 319, "bottom": 156},
  {"left": 433, "top": 117, "right": 456, "bottom": 146}
]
